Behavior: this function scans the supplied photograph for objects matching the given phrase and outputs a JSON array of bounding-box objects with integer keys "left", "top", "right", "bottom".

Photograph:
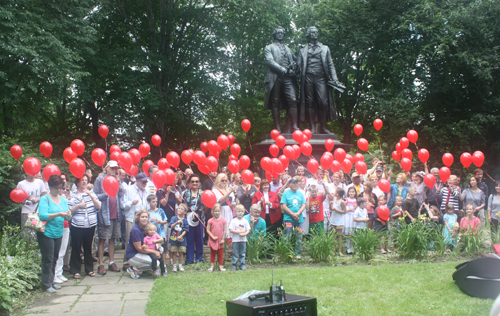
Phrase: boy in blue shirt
[
  {"left": 280, "top": 176, "right": 306, "bottom": 259},
  {"left": 147, "top": 194, "right": 168, "bottom": 273}
]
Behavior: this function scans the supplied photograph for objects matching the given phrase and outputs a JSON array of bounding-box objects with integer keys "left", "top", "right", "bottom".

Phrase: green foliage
[
  {"left": 304, "top": 230, "right": 339, "bottom": 262},
  {"left": 458, "top": 231, "right": 484, "bottom": 255},
  {"left": 394, "top": 218, "right": 436, "bottom": 259},
  {"left": 269, "top": 228, "right": 298, "bottom": 263},
  {"left": 246, "top": 233, "right": 271, "bottom": 264},
  {"left": 349, "top": 228, "right": 380, "bottom": 261}
]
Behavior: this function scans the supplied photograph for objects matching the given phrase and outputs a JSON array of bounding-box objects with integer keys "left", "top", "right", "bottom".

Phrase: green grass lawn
[{"left": 146, "top": 261, "right": 494, "bottom": 315}]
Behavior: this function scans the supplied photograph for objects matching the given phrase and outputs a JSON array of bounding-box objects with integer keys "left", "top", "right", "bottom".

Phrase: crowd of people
[{"left": 17, "top": 157, "right": 499, "bottom": 292}]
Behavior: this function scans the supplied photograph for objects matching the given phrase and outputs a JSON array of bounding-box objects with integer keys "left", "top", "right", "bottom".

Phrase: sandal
[
  {"left": 87, "top": 272, "right": 95, "bottom": 277},
  {"left": 74, "top": 273, "right": 81, "bottom": 279}
]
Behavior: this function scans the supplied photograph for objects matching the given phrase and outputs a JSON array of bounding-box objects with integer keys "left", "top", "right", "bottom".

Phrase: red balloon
[
  {"left": 158, "top": 158, "right": 170, "bottom": 170},
  {"left": 292, "top": 130, "right": 303, "bottom": 143},
  {"left": 424, "top": 174, "right": 436, "bottom": 189},
  {"left": 181, "top": 150, "right": 193, "bottom": 165},
  {"left": 110, "top": 145, "right": 121, "bottom": 154},
  {"left": 325, "top": 139, "right": 335, "bottom": 152},
  {"left": 98, "top": 125, "right": 109, "bottom": 138},
  {"left": 103, "top": 176, "right": 119, "bottom": 197},
  {"left": 118, "top": 152, "right": 133, "bottom": 170},
  {"left": 10, "top": 188, "right": 29, "bottom": 203},
  {"left": 206, "top": 156, "right": 218, "bottom": 172},
  {"left": 151, "top": 134, "right": 162, "bottom": 147},
  {"left": 307, "top": 158, "right": 319, "bottom": 174},
  {"left": 270, "top": 129, "right": 280, "bottom": 140},
  {"left": 302, "top": 133, "right": 308, "bottom": 144},
  {"left": 392, "top": 151, "right": 401, "bottom": 162},
  {"left": 377, "top": 205, "right": 390, "bottom": 221},
  {"left": 193, "top": 150, "right": 207, "bottom": 166},
  {"left": 200, "top": 142, "right": 208, "bottom": 153},
  {"left": 69, "top": 140, "right": 84, "bottom": 156},
  {"left": 407, "top": 130, "right": 418, "bottom": 143},
  {"left": 69, "top": 158, "right": 86, "bottom": 178},
  {"left": 341, "top": 160, "right": 352, "bottom": 173},
  {"left": 278, "top": 155, "right": 289, "bottom": 170},
  {"left": 227, "top": 135, "right": 235, "bottom": 146},
  {"left": 331, "top": 160, "right": 341, "bottom": 172},
  {"left": 345, "top": 154, "right": 354, "bottom": 163},
  {"left": 260, "top": 157, "right": 271, "bottom": 171},
  {"left": 91, "top": 148, "right": 107, "bottom": 166},
  {"left": 228, "top": 160, "right": 240, "bottom": 174},
  {"left": 165, "top": 169, "right": 176, "bottom": 185},
  {"left": 357, "top": 138, "right": 369, "bottom": 151},
  {"left": 39, "top": 141, "right": 53, "bottom": 158},
  {"left": 395, "top": 142, "right": 402, "bottom": 154},
  {"left": 198, "top": 164, "right": 210, "bottom": 175},
  {"left": 401, "top": 148, "right": 413, "bottom": 160},
  {"left": 128, "top": 149, "right": 141, "bottom": 164},
  {"left": 230, "top": 144, "right": 241, "bottom": 157},
  {"left": 399, "top": 137, "right": 409, "bottom": 149},
  {"left": 63, "top": 147, "right": 77, "bottom": 164},
  {"left": 126, "top": 165, "right": 139, "bottom": 177},
  {"left": 303, "top": 129, "right": 312, "bottom": 142},
  {"left": 152, "top": 170, "right": 167, "bottom": 189},
  {"left": 355, "top": 161, "right": 367, "bottom": 174},
  {"left": 472, "top": 151, "right": 484, "bottom": 167},
  {"left": 42, "top": 164, "right": 60, "bottom": 182},
  {"left": 139, "top": 143, "right": 150, "bottom": 158},
  {"left": 239, "top": 155, "right": 251, "bottom": 169},
  {"left": 110, "top": 151, "right": 120, "bottom": 162},
  {"left": 439, "top": 167, "right": 451, "bottom": 183},
  {"left": 10, "top": 145, "right": 22, "bottom": 160},
  {"left": 400, "top": 158, "right": 412, "bottom": 172},
  {"left": 166, "top": 151, "right": 180, "bottom": 169},
  {"left": 418, "top": 149, "right": 429, "bottom": 164},
  {"left": 269, "top": 144, "right": 279, "bottom": 157},
  {"left": 460, "top": 152, "right": 472, "bottom": 168},
  {"left": 229, "top": 154, "right": 238, "bottom": 161},
  {"left": 442, "top": 153, "right": 454, "bottom": 167},
  {"left": 142, "top": 160, "right": 154, "bottom": 176},
  {"left": 201, "top": 190, "right": 217, "bottom": 208},
  {"left": 301, "top": 142, "right": 312, "bottom": 157},
  {"left": 241, "top": 169, "right": 254, "bottom": 184},
  {"left": 241, "top": 119, "right": 251, "bottom": 132},
  {"left": 378, "top": 179, "right": 390, "bottom": 193},
  {"left": 272, "top": 158, "right": 284, "bottom": 174},
  {"left": 275, "top": 135, "right": 286, "bottom": 148},
  {"left": 217, "top": 135, "right": 229, "bottom": 150},
  {"left": 23, "top": 157, "right": 41, "bottom": 176},
  {"left": 265, "top": 171, "right": 272, "bottom": 182},
  {"left": 373, "top": 119, "right": 383, "bottom": 131},
  {"left": 353, "top": 124, "right": 363, "bottom": 136},
  {"left": 283, "top": 146, "right": 295, "bottom": 160},
  {"left": 292, "top": 145, "right": 301, "bottom": 160},
  {"left": 353, "top": 153, "right": 364, "bottom": 163},
  {"left": 207, "top": 140, "right": 218, "bottom": 154},
  {"left": 321, "top": 152, "right": 334, "bottom": 170},
  {"left": 334, "top": 148, "right": 346, "bottom": 163}
]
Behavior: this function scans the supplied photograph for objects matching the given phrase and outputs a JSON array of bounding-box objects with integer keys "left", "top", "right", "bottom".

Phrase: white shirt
[
  {"left": 270, "top": 181, "right": 282, "bottom": 193},
  {"left": 229, "top": 217, "right": 250, "bottom": 242},
  {"left": 17, "top": 179, "right": 47, "bottom": 214},
  {"left": 122, "top": 184, "right": 149, "bottom": 222}
]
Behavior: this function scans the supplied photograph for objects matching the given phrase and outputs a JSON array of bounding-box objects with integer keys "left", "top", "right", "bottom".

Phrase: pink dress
[
  {"left": 460, "top": 216, "right": 481, "bottom": 233},
  {"left": 207, "top": 217, "right": 227, "bottom": 250},
  {"left": 143, "top": 233, "right": 161, "bottom": 250}
]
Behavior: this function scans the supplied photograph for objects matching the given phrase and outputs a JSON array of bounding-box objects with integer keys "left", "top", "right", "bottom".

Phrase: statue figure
[
  {"left": 297, "top": 26, "right": 345, "bottom": 134},
  {"left": 264, "top": 27, "right": 300, "bottom": 133}
]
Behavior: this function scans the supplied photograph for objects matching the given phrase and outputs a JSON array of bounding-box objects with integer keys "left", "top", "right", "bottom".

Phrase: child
[
  {"left": 403, "top": 186, "right": 419, "bottom": 224},
  {"left": 460, "top": 204, "right": 481, "bottom": 234},
  {"left": 353, "top": 197, "right": 369, "bottom": 230},
  {"left": 142, "top": 223, "right": 166, "bottom": 276},
  {"left": 373, "top": 195, "right": 389, "bottom": 253},
  {"left": 329, "top": 188, "right": 346, "bottom": 256},
  {"left": 343, "top": 187, "right": 357, "bottom": 254},
  {"left": 244, "top": 204, "right": 267, "bottom": 240},
  {"left": 228, "top": 205, "right": 251, "bottom": 271},
  {"left": 169, "top": 203, "right": 189, "bottom": 272},
  {"left": 390, "top": 196, "right": 404, "bottom": 229},
  {"left": 306, "top": 182, "right": 330, "bottom": 236},
  {"left": 206, "top": 203, "right": 227, "bottom": 272},
  {"left": 147, "top": 194, "right": 168, "bottom": 272},
  {"left": 443, "top": 203, "right": 458, "bottom": 251}
]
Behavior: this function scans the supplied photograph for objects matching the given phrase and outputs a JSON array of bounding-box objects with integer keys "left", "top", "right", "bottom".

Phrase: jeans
[
  {"left": 284, "top": 221, "right": 302, "bottom": 255},
  {"left": 232, "top": 241, "right": 246, "bottom": 269},
  {"left": 37, "top": 232, "right": 62, "bottom": 290},
  {"left": 70, "top": 226, "right": 96, "bottom": 275},
  {"left": 185, "top": 223, "right": 204, "bottom": 264}
]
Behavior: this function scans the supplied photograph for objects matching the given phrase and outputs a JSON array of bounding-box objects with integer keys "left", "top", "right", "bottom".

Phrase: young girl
[
  {"left": 343, "top": 187, "right": 357, "bottom": 254},
  {"left": 460, "top": 204, "right": 481, "bottom": 234},
  {"left": 443, "top": 203, "right": 458, "bottom": 251},
  {"left": 329, "top": 188, "right": 346, "bottom": 256},
  {"left": 142, "top": 223, "right": 166, "bottom": 276},
  {"left": 373, "top": 196, "right": 389, "bottom": 253},
  {"left": 169, "top": 203, "right": 189, "bottom": 272},
  {"left": 206, "top": 204, "right": 227, "bottom": 272}
]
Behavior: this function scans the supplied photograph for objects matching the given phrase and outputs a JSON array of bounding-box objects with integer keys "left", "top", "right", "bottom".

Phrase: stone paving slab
[
  {"left": 87, "top": 282, "right": 153, "bottom": 294},
  {"left": 29, "top": 304, "right": 71, "bottom": 314},
  {"left": 121, "top": 300, "right": 148, "bottom": 316},
  {"left": 71, "top": 300, "right": 125, "bottom": 315},
  {"left": 55, "top": 286, "right": 88, "bottom": 296},
  {"left": 50, "top": 295, "right": 81, "bottom": 304},
  {"left": 79, "top": 293, "right": 123, "bottom": 302},
  {"left": 123, "top": 293, "right": 150, "bottom": 300}
]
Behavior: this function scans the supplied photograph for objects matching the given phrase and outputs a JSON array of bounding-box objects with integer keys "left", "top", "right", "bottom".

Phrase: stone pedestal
[{"left": 253, "top": 133, "right": 352, "bottom": 176}]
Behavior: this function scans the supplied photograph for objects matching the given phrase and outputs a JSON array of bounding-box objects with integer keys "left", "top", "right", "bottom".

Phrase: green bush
[
  {"left": 458, "top": 231, "right": 484, "bottom": 255},
  {"left": 394, "top": 218, "right": 435, "bottom": 259},
  {"left": 246, "top": 233, "right": 271, "bottom": 264},
  {"left": 350, "top": 229, "right": 380, "bottom": 261},
  {"left": 304, "top": 230, "right": 339, "bottom": 262},
  {"left": 269, "top": 227, "right": 299, "bottom": 263}
]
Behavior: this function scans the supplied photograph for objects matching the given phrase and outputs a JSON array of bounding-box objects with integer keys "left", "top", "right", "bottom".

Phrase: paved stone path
[{"left": 25, "top": 248, "right": 153, "bottom": 316}]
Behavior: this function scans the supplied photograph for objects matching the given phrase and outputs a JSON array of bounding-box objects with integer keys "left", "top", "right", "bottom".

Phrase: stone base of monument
[{"left": 253, "top": 133, "right": 352, "bottom": 176}]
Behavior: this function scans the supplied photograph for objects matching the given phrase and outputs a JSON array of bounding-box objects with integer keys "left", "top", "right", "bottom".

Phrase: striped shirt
[
  {"left": 68, "top": 191, "right": 99, "bottom": 228},
  {"left": 437, "top": 186, "right": 461, "bottom": 213}
]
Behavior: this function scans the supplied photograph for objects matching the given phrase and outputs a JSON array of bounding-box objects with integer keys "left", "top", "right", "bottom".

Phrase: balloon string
[
  {"left": 366, "top": 151, "right": 378, "bottom": 160},
  {"left": 377, "top": 132, "right": 385, "bottom": 163},
  {"left": 484, "top": 170, "right": 497, "bottom": 184},
  {"left": 105, "top": 138, "right": 108, "bottom": 152},
  {"left": 82, "top": 157, "right": 98, "bottom": 174}
]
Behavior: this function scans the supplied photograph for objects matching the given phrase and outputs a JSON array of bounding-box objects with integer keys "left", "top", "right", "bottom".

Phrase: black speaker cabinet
[{"left": 226, "top": 294, "right": 317, "bottom": 316}]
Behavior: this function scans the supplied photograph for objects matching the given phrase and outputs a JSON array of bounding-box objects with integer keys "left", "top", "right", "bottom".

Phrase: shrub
[
  {"left": 246, "top": 233, "right": 271, "bottom": 264},
  {"left": 458, "top": 230, "right": 484, "bottom": 255},
  {"left": 304, "top": 230, "right": 339, "bottom": 262},
  {"left": 350, "top": 229, "right": 380, "bottom": 261},
  {"left": 394, "top": 218, "right": 435, "bottom": 259},
  {"left": 269, "top": 227, "right": 299, "bottom": 263}
]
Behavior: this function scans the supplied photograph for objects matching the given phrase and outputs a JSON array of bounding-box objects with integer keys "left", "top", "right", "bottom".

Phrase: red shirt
[
  {"left": 307, "top": 194, "right": 326, "bottom": 223},
  {"left": 108, "top": 196, "right": 118, "bottom": 220}
]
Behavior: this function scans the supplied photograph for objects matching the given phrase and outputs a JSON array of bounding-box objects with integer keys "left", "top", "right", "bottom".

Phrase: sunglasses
[{"left": 191, "top": 180, "right": 199, "bottom": 183}]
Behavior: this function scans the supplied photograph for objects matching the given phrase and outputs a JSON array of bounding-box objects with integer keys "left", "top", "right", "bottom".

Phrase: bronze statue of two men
[{"left": 264, "top": 26, "right": 344, "bottom": 135}]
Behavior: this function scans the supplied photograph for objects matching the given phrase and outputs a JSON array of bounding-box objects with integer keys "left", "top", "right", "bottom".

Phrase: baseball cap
[
  {"left": 106, "top": 160, "right": 118, "bottom": 168},
  {"left": 136, "top": 172, "right": 148, "bottom": 181},
  {"left": 376, "top": 167, "right": 383, "bottom": 172},
  {"left": 352, "top": 172, "right": 360, "bottom": 177}
]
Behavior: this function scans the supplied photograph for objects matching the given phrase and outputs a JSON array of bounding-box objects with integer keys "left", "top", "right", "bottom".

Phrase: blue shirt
[
  {"left": 126, "top": 224, "right": 146, "bottom": 260},
  {"left": 169, "top": 216, "right": 189, "bottom": 246},
  {"left": 148, "top": 208, "right": 167, "bottom": 238},
  {"left": 280, "top": 189, "right": 306, "bottom": 223},
  {"left": 38, "top": 195, "right": 68, "bottom": 239},
  {"left": 243, "top": 214, "right": 266, "bottom": 239}
]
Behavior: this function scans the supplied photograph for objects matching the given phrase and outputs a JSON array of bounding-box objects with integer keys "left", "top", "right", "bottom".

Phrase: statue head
[
  {"left": 306, "top": 26, "right": 319, "bottom": 41},
  {"left": 272, "top": 27, "right": 286, "bottom": 40}
]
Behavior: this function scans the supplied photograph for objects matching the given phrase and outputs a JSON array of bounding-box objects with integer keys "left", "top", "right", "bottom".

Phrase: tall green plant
[
  {"left": 458, "top": 231, "right": 484, "bottom": 255},
  {"left": 269, "top": 228, "right": 299, "bottom": 263},
  {"left": 246, "top": 233, "right": 271, "bottom": 264},
  {"left": 394, "top": 219, "right": 434, "bottom": 259},
  {"left": 350, "top": 229, "right": 380, "bottom": 261},
  {"left": 304, "top": 231, "right": 339, "bottom": 262}
]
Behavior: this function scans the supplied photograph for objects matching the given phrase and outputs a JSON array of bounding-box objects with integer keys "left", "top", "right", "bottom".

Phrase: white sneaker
[
  {"left": 172, "top": 265, "right": 177, "bottom": 272},
  {"left": 53, "top": 276, "right": 64, "bottom": 284},
  {"left": 178, "top": 265, "right": 185, "bottom": 272},
  {"left": 58, "top": 275, "right": 68, "bottom": 282}
]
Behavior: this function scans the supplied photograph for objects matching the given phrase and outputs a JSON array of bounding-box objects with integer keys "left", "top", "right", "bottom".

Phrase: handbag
[{"left": 24, "top": 206, "right": 47, "bottom": 233}]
